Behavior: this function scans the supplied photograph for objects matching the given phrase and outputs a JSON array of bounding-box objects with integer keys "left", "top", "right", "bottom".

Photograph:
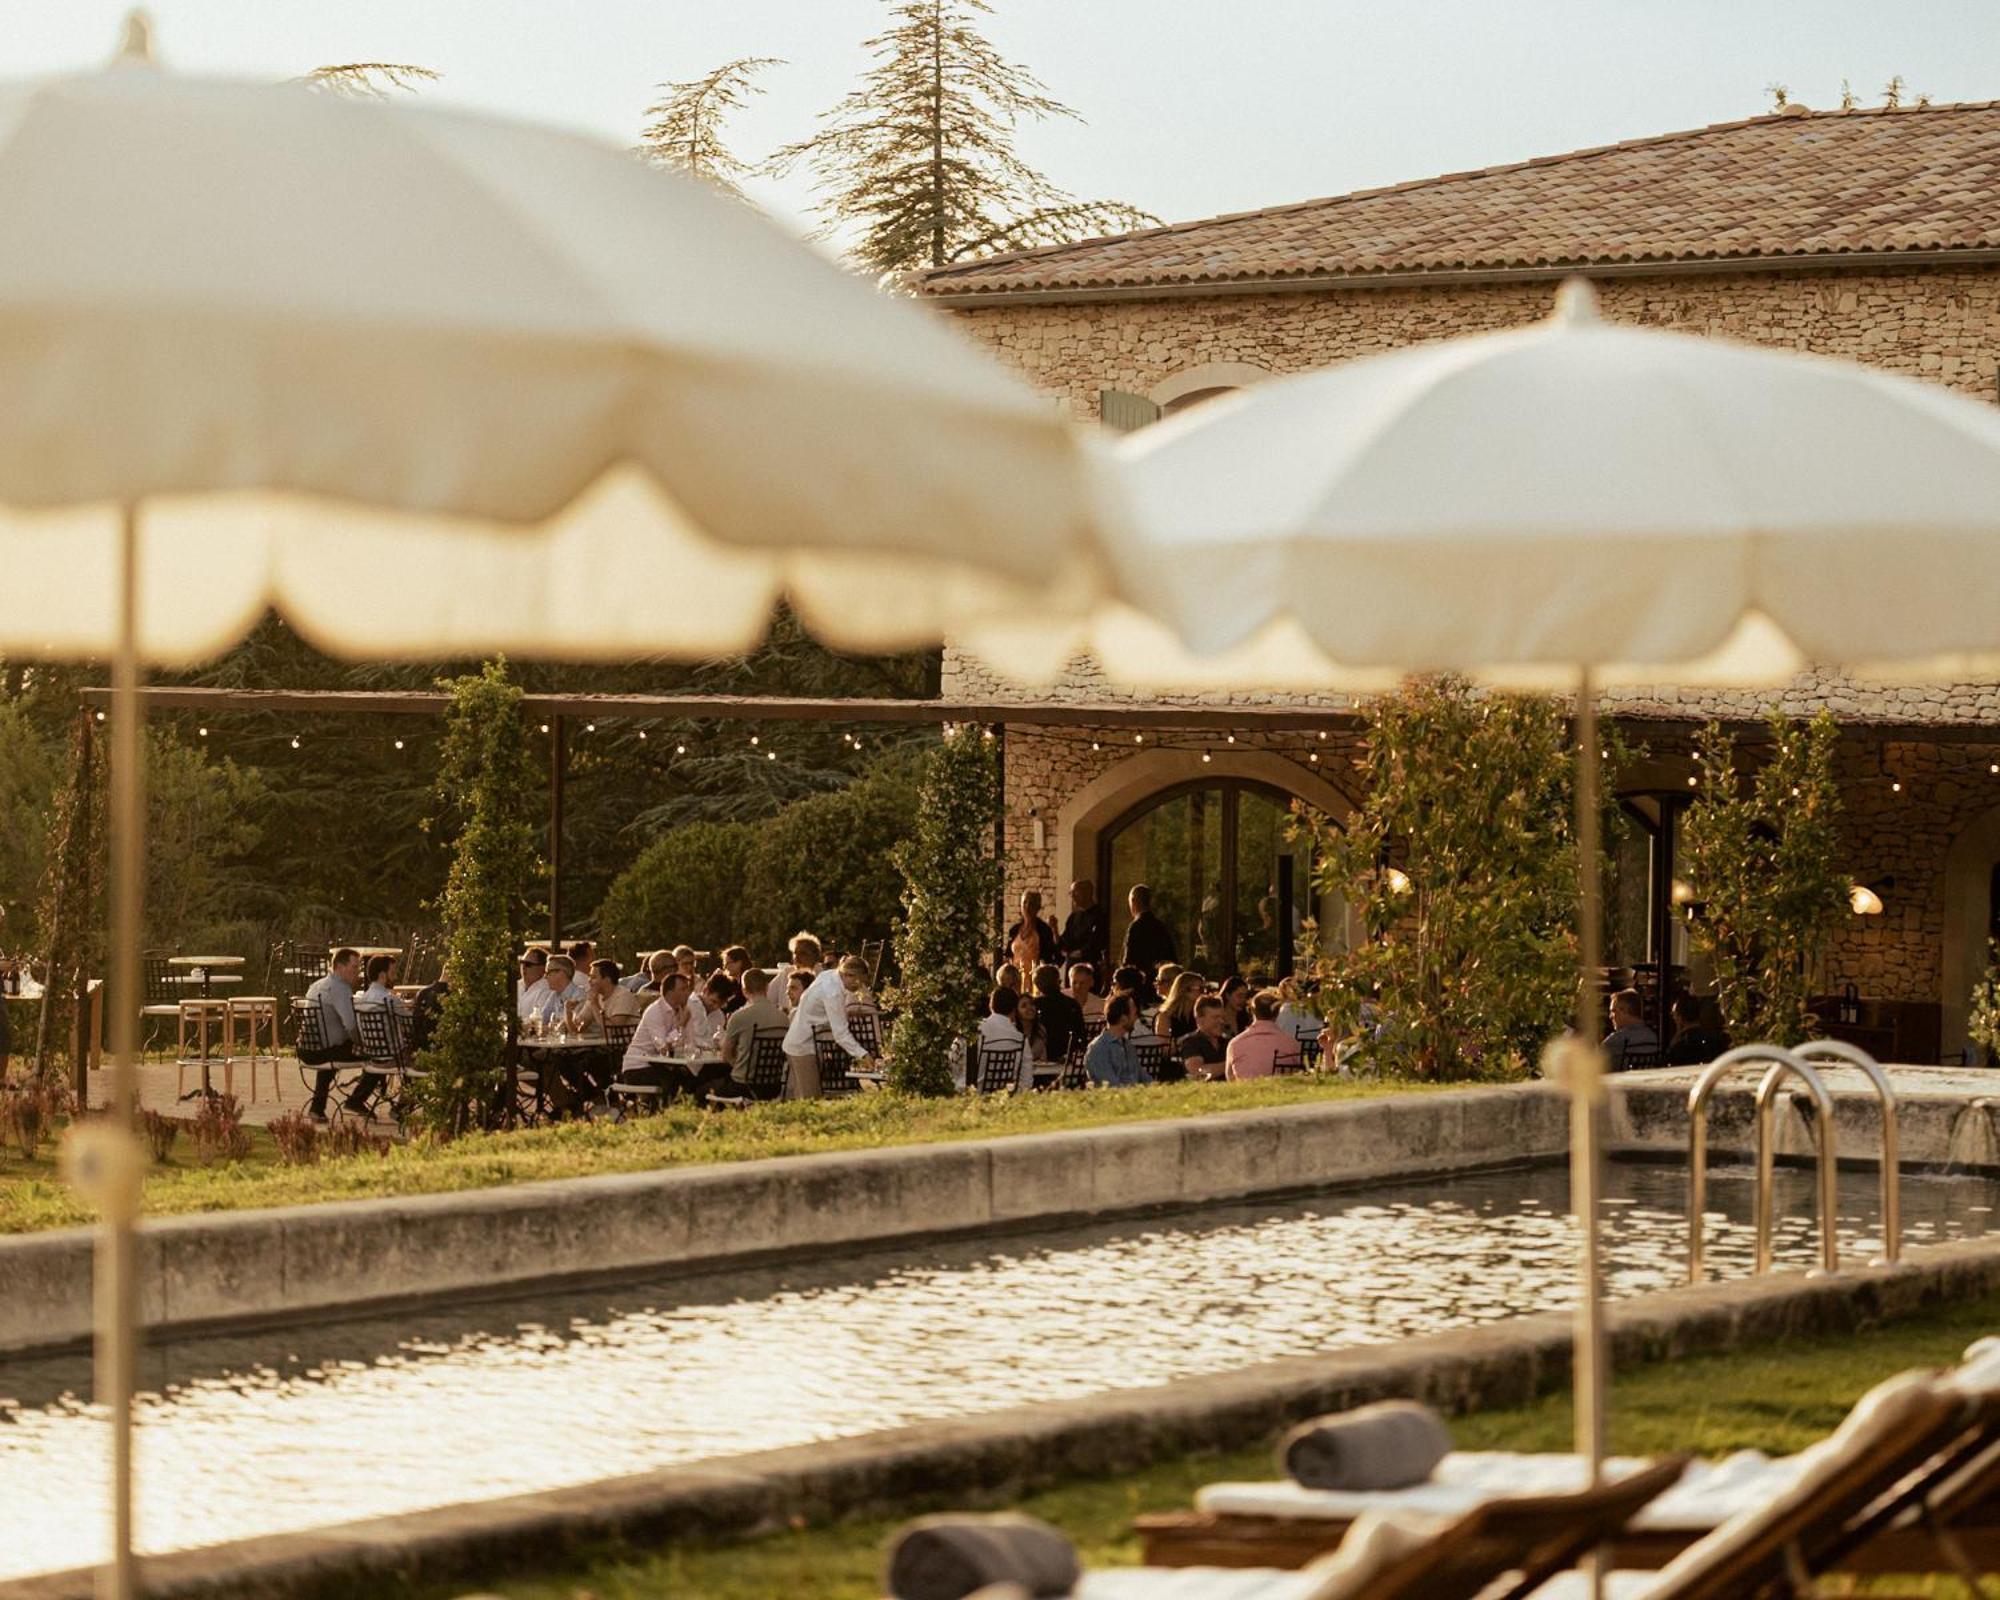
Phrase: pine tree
[
  {"left": 639, "top": 57, "right": 785, "bottom": 199},
  {"left": 776, "top": 0, "right": 1154, "bottom": 277},
  {"left": 299, "top": 64, "right": 439, "bottom": 98}
]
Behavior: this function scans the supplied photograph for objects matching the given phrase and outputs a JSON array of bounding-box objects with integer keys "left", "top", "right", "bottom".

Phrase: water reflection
[{"left": 0, "top": 1160, "right": 1990, "bottom": 1578}]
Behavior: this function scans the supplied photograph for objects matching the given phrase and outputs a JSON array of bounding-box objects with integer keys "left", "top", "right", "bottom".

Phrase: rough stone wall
[
  {"left": 937, "top": 265, "right": 2000, "bottom": 726},
  {"left": 1000, "top": 722, "right": 1366, "bottom": 913}
]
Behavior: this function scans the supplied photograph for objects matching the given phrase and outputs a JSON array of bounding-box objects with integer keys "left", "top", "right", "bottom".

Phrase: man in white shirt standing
[{"left": 782, "top": 951, "right": 876, "bottom": 1098}]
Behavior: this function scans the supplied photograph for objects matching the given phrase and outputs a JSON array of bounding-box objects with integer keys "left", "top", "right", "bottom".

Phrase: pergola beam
[{"left": 76, "top": 685, "right": 1367, "bottom": 732}]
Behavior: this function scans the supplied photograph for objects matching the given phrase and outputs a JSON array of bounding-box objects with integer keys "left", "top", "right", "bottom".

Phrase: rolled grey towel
[
  {"left": 1280, "top": 1400, "right": 1453, "bottom": 1490},
  {"left": 884, "top": 1513, "right": 1081, "bottom": 1600}
]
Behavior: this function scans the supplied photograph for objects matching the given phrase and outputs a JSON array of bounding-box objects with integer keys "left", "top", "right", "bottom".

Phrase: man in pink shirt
[{"left": 1225, "top": 989, "right": 1297, "bottom": 1080}]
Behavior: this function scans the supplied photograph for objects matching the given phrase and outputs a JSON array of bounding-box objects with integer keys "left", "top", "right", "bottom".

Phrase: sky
[{"left": 6, "top": 0, "right": 2000, "bottom": 240}]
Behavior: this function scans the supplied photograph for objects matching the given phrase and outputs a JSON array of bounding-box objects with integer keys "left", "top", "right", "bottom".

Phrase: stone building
[{"left": 916, "top": 101, "right": 2000, "bottom": 1061}]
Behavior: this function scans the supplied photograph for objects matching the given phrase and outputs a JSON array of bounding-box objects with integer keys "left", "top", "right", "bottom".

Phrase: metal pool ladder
[{"left": 1685, "top": 1041, "right": 1900, "bottom": 1284}]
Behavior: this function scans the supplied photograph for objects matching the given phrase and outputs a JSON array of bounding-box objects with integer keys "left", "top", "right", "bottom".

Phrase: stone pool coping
[
  {"left": 0, "top": 1083, "right": 1571, "bottom": 1357},
  {"left": 10, "top": 1233, "right": 1999, "bottom": 1600}
]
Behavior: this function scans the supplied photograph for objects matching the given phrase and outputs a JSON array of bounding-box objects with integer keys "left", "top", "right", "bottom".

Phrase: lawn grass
[
  {"left": 0, "top": 1075, "right": 1445, "bottom": 1234},
  {"left": 443, "top": 1287, "right": 2000, "bottom": 1600}
]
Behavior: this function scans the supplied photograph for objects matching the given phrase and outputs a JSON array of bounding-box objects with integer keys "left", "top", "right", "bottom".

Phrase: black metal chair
[
  {"left": 705, "top": 1026, "right": 790, "bottom": 1109},
  {"left": 1134, "top": 1038, "right": 1171, "bottom": 1083},
  {"left": 1272, "top": 1049, "right": 1307, "bottom": 1076},
  {"left": 847, "top": 1003, "right": 883, "bottom": 1058},
  {"left": 293, "top": 996, "right": 366, "bottom": 1116},
  {"left": 813, "top": 1026, "right": 859, "bottom": 1097},
  {"left": 353, "top": 1004, "right": 412, "bottom": 1126},
  {"left": 973, "top": 1040, "right": 1025, "bottom": 1095},
  {"left": 1617, "top": 1043, "right": 1666, "bottom": 1072}
]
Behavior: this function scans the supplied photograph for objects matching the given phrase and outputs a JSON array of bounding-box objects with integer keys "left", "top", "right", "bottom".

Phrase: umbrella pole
[
  {"left": 1573, "top": 665, "right": 1608, "bottom": 1600},
  {"left": 70, "top": 500, "right": 144, "bottom": 1600}
]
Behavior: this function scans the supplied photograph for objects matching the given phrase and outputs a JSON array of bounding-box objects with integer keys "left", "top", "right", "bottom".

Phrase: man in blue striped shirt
[{"left": 1084, "top": 995, "right": 1143, "bottom": 1086}]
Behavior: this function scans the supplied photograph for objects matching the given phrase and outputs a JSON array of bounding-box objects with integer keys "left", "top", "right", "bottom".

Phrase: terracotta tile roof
[{"left": 914, "top": 103, "right": 2000, "bottom": 299}]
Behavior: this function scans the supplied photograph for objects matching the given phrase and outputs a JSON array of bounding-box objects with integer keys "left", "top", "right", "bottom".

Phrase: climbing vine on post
[
  {"left": 1301, "top": 677, "right": 1627, "bottom": 1081},
  {"left": 410, "top": 661, "right": 541, "bottom": 1136},
  {"left": 887, "top": 726, "right": 1002, "bottom": 1095},
  {"left": 1680, "top": 710, "right": 1847, "bottom": 1046}
]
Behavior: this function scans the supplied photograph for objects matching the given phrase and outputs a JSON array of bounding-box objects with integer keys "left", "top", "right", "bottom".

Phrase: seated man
[
  {"left": 581, "top": 959, "right": 646, "bottom": 1035},
  {"left": 718, "top": 946, "right": 753, "bottom": 1012},
  {"left": 532, "top": 955, "right": 587, "bottom": 1032},
  {"left": 1083, "top": 995, "right": 1143, "bottom": 1086},
  {"left": 1604, "top": 987, "right": 1662, "bottom": 1070},
  {"left": 514, "top": 947, "right": 551, "bottom": 1022},
  {"left": 347, "top": 953, "right": 412, "bottom": 1115},
  {"left": 302, "top": 947, "right": 366, "bottom": 1121},
  {"left": 1033, "top": 963, "right": 1083, "bottom": 1063},
  {"left": 976, "top": 986, "right": 1029, "bottom": 1091},
  {"left": 621, "top": 970, "right": 726, "bottom": 1102},
  {"left": 720, "top": 967, "right": 784, "bottom": 1078},
  {"left": 1177, "top": 995, "right": 1231, "bottom": 1083},
  {"left": 1225, "top": 989, "right": 1293, "bottom": 1081},
  {"left": 1068, "top": 961, "right": 1105, "bottom": 1023}
]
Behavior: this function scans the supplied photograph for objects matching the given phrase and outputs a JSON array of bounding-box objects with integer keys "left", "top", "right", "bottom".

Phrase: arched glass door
[{"left": 1099, "top": 780, "right": 1327, "bottom": 980}]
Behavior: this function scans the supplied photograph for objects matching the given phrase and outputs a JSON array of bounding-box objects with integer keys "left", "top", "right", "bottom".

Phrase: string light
[
  {"left": 675, "top": 743, "right": 687, "bottom": 755},
  {"left": 1891, "top": 779, "right": 1903, "bottom": 793},
  {"left": 1688, "top": 776, "right": 1698, "bottom": 787},
  {"left": 1133, "top": 733, "right": 1144, "bottom": 744},
  {"left": 95, "top": 712, "right": 105, "bottom": 723},
  {"left": 1091, "top": 741, "right": 1101, "bottom": 752},
  {"left": 1308, "top": 752, "right": 1319, "bottom": 764},
  {"left": 289, "top": 735, "right": 301, "bottom": 750},
  {"left": 749, "top": 734, "right": 759, "bottom": 746},
  {"left": 1225, "top": 734, "right": 1236, "bottom": 744},
  {"left": 638, "top": 730, "right": 647, "bottom": 741},
  {"left": 393, "top": 739, "right": 404, "bottom": 751},
  {"left": 197, "top": 726, "right": 208, "bottom": 738},
  {"left": 766, "top": 749, "right": 777, "bottom": 762},
  {"left": 584, "top": 722, "right": 596, "bottom": 733},
  {"left": 538, "top": 723, "right": 550, "bottom": 734},
  {"left": 1201, "top": 751, "right": 1212, "bottom": 763}
]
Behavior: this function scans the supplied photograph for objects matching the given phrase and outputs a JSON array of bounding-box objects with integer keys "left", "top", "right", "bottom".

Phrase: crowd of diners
[{"left": 980, "top": 881, "right": 1325, "bottom": 1090}]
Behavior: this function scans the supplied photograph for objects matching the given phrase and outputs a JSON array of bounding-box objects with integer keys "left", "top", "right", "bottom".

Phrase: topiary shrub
[
  {"left": 739, "top": 754, "right": 920, "bottom": 957},
  {"left": 595, "top": 818, "right": 755, "bottom": 960},
  {"left": 887, "top": 728, "right": 1001, "bottom": 1095},
  {"left": 411, "top": 660, "right": 542, "bottom": 1137}
]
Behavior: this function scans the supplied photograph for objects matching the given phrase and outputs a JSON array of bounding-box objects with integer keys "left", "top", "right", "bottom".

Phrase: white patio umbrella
[
  {"left": 0, "top": 18, "right": 1113, "bottom": 1596},
  {"left": 968, "top": 278, "right": 2000, "bottom": 1564}
]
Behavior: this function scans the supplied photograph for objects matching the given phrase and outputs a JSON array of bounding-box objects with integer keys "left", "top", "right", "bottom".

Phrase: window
[{"left": 1100, "top": 780, "right": 1335, "bottom": 980}]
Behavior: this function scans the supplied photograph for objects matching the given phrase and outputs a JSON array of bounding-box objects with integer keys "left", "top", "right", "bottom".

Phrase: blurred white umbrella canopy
[
  {"left": 967, "top": 279, "right": 2000, "bottom": 1578},
  {"left": 0, "top": 19, "right": 1107, "bottom": 664},
  {"left": 0, "top": 16, "right": 1115, "bottom": 1597},
  {"left": 970, "top": 277, "right": 2000, "bottom": 690}
]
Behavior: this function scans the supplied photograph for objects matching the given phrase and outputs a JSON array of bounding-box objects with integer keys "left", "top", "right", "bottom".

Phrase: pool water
[{"left": 0, "top": 1158, "right": 1992, "bottom": 1578}]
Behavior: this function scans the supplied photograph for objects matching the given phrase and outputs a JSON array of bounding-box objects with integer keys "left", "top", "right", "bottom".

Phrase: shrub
[
  {"left": 887, "top": 729, "right": 1001, "bottom": 1095},
  {"left": 0, "top": 1077, "right": 58, "bottom": 1158},
  {"left": 596, "top": 818, "right": 755, "bottom": 958},
  {"left": 189, "top": 1093, "right": 253, "bottom": 1165},
  {"left": 138, "top": 1107, "right": 181, "bottom": 1164},
  {"left": 739, "top": 754, "right": 920, "bottom": 957},
  {"left": 1681, "top": 711, "right": 1847, "bottom": 1046},
  {"left": 323, "top": 1119, "right": 390, "bottom": 1161},
  {"left": 267, "top": 1109, "right": 321, "bottom": 1166}
]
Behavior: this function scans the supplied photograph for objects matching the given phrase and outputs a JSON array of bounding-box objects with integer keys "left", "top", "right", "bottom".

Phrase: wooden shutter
[{"left": 1099, "top": 388, "right": 1163, "bottom": 433}]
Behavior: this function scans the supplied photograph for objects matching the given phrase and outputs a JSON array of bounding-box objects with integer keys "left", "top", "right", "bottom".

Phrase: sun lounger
[
  {"left": 890, "top": 1457, "right": 1686, "bottom": 1600},
  {"left": 1141, "top": 1340, "right": 2000, "bottom": 1576}
]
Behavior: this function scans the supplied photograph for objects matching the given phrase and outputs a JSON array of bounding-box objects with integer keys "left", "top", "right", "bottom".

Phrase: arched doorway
[
  {"left": 1098, "top": 778, "right": 1326, "bottom": 980},
  {"left": 1940, "top": 804, "right": 2000, "bottom": 1058}
]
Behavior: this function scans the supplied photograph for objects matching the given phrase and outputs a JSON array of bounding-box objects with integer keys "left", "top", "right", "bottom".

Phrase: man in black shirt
[
  {"left": 1122, "top": 882, "right": 1176, "bottom": 975},
  {"left": 1176, "top": 995, "right": 1229, "bottom": 1082},
  {"left": 1032, "top": 963, "right": 1084, "bottom": 1063},
  {"left": 1058, "top": 878, "right": 1109, "bottom": 972}
]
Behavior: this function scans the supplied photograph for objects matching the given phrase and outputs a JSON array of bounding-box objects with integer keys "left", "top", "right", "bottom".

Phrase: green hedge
[{"left": 597, "top": 755, "right": 919, "bottom": 962}]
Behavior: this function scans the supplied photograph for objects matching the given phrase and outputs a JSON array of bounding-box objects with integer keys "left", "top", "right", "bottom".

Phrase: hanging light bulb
[
  {"left": 198, "top": 726, "right": 208, "bottom": 738},
  {"left": 1317, "top": 730, "right": 1327, "bottom": 742},
  {"left": 638, "top": 730, "right": 647, "bottom": 741},
  {"left": 538, "top": 723, "right": 550, "bottom": 734},
  {"left": 585, "top": 723, "right": 596, "bottom": 733},
  {"left": 1891, "top": 779, "right": 1903, "bottom": 793},
  {"left": 1091, "top": 741, "right": 1101, "bottom": 752},
  {"left": 289, "top": 735, "right": 301, "bottom": 750},
  {"left": 766, "top": 750, "right": 777, "bottom": 762},
  {"left": 1201, "top": 751, "right": 1212, "bottom": 764},
  {"left": 749, "top": 734, "right": 759, "bottom": 746},
  {"left": 1308, "top": 752, "right": 1319, "bottom": 764},
  {"left": 1133, "top": 733, "right": 1144, "bottom": 744},
  {"left": 393, "top": 739, "right": 404, "bottom": 751},
  {"left": 1225, "top": 734, "right": 1236, "bottom": 744},
  {"left": 675, "top": 743, "right": 687, "bottom": 755}
]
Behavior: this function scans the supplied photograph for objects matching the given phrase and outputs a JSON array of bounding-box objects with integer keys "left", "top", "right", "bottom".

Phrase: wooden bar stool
[
  {"left": 229, "top": 995, "right": 281, "bottom": 1101},
  {"left": 175, "top": 997, "right": 233, "bottom": 1099}
]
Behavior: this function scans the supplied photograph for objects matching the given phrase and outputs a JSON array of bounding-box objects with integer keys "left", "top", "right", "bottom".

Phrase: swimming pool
[{"left": 0, "top": 1157, "right": 1991, "bottom": 1579}]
